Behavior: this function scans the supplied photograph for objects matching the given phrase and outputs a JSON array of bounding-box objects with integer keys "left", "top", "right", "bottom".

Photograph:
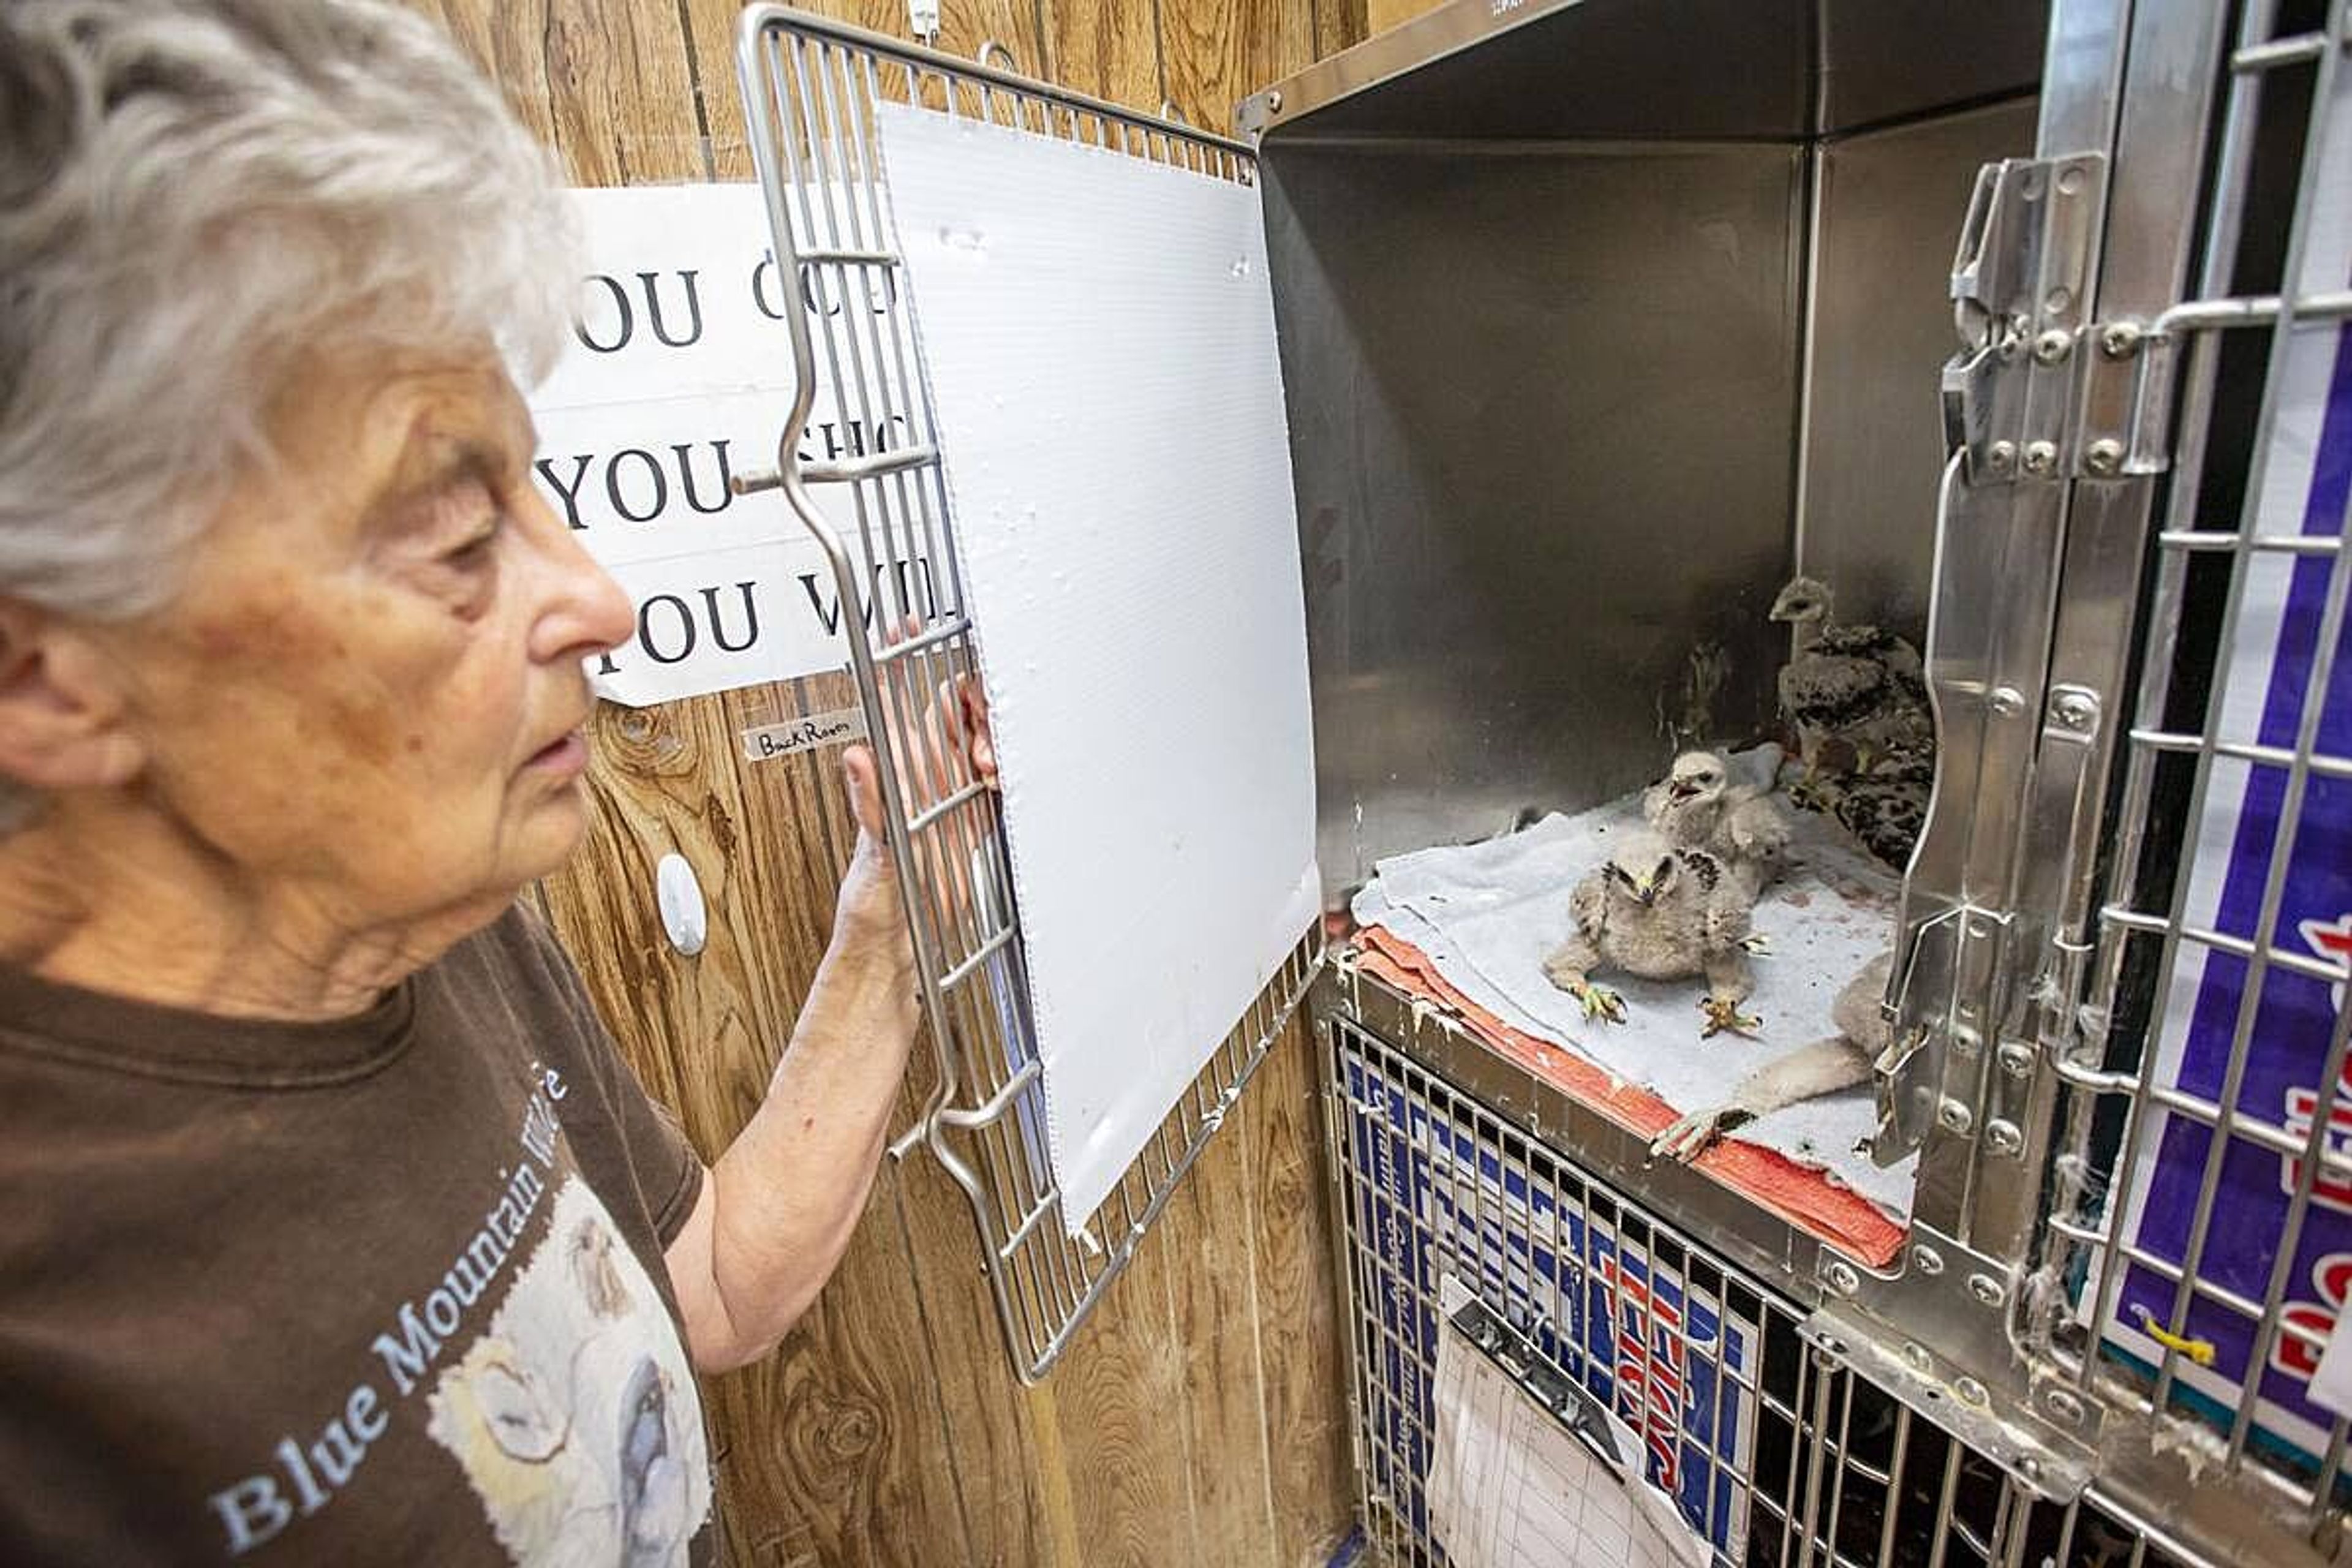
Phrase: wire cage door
[
  {"left": 729, "top": 7, "right": 1321, "bottom": 1383},
  {"left": 1831, "top": 0, "right": 2352, "bottom": 1559}
]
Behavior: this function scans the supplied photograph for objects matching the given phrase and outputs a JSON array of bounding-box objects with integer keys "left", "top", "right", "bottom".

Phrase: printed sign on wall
[{"left": 529, "top": 184, "right": 939, "bottom": 707}]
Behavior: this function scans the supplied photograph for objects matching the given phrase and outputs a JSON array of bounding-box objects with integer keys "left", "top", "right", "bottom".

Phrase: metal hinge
[{"left": 1940, "top": 153, "right": 2184, "bottom": 483}]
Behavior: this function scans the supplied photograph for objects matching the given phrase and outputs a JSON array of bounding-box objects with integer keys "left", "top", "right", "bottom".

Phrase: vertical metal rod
[
  {"left": 1821, "top": 1365, "right": 1856, "bottom": 1564},
  {"left": 1877, "top": 1403, "right": 1915, "bottom": 1568},
  {"left": 1924, "top": 1433, "right": 1964, "bottom": 1568}
]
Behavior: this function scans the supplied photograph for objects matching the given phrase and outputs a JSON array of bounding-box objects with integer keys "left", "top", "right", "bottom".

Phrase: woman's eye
[{"left": 440, "top": 514, "right": 505, "bottom": 567}]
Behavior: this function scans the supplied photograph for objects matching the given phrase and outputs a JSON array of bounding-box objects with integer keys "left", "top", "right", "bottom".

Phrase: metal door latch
[{"left": 1939, "top": 153, "right": 2187, "bottom": 484}]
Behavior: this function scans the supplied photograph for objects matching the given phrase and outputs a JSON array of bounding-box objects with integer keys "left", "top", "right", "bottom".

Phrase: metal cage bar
[
  {"left": 1324, "top": 1015, "right": 2213, "bottom": 1567},
  {"left": 731, "top": 5, "right": 1313, "bottom": 1383}
]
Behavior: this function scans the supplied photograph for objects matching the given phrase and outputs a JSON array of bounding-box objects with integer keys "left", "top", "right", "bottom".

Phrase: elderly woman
[{"left": 0, "top": 2, "right": 991, "bottom": 1561}]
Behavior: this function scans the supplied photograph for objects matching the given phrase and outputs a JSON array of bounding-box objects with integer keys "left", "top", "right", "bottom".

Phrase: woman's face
[{"left": 96, "top": 350, "right": 635, "bottom": 933}]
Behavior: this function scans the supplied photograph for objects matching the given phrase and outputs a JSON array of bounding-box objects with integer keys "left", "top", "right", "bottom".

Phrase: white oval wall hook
[{"left": 655, "top": 853, "right": 707, "bottom": 957}]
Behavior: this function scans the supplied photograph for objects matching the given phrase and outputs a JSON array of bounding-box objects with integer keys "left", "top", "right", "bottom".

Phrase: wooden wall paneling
[
  {"left": 1157, "top": 0, "right": 1317, "bottom": 134},
  {"left": 1039, "top": 0, "right": 1167, "bottom": 113},
  {"left": 1036, "top": 1224, "right": 1202, "bottom": 1566},
  {"left": 405, "top": 0, "right": 559, "bottom": 146},
  {"left": 881, "top": 1142, "right": 1057, "bottom": 1568},
  {"left": 1312, "top": 0, "right": 1371, "bottom": 59},
  {"left": 1365, "top": 0, "right": 1442, "bottom": 39},
  {"left": 1250, "top": 1019, "right": 1356, "bottom": 1566},
  {"left": 1161, "top": 1099, "right": 1283, "bottom": 1562}
]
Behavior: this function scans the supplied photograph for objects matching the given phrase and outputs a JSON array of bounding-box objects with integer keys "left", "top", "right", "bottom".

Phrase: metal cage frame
[
  {"left": 729, "top": 7, "right": 1319, "bottom": 1384},
  {"left": 1324, "top": 1011, "right": 2222, "bottom": 1568}
]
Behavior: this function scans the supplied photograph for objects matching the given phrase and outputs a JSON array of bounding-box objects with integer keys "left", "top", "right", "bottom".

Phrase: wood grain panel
[
  {"left": 1366, "top": 0, "right": 1442, "bottom": 37},
  {"left": 886, "top": 1146, "right": 1056, "bottom": 1567},
  {"left": 1251, "top": 1019, "right": 1357, "bottom": 1567},
  {"left": 1158, "top": 0, "right": 1317, "bottom": 135},
  {"left": 1038, "top": 1226, "right": 1200, "bottom": 1566},
  {"left": 1163, "top": 1104, "right": 1281, "bottom": 1562},
  {"left": 1040, "top": 0, "right": 1166, "bottom": 113},
  {"left": 1314, "top": 0, "right": 1372, "bottom": 59}
]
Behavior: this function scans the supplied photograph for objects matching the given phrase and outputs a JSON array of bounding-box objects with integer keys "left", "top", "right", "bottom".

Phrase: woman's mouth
[{"left": 525, "top": 731, "right": 589, "bottom": 776}]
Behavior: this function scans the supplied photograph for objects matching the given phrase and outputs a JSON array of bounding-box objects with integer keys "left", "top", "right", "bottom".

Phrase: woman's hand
[{"left": 833, "top": 674, "right": 996, "bottom": 951}]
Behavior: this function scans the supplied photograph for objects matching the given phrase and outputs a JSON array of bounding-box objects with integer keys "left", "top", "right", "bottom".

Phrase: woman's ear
[{"left": 0, "top": 600, "right": 145, "bottom": 796}]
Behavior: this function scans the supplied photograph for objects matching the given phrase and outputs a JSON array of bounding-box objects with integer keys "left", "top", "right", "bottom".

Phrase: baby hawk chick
[
  {"left": 1770, "top": 576, "right": 1933, "bottom": 792},
  {"left": 1642, "top": 750, "right": 1792, "bottom": 878},
  {"left": 1651, "top": 949, "right": 1893, "bottom": 1163},
  {"left": 1543, "top": 829, "right": 1766, "bottom": 1038},
  {"left": 1831, "top": 742, "right": 1933, "bottom": 870}
]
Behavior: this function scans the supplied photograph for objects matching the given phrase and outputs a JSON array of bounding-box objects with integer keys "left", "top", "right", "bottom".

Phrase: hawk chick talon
[
  {"left": 1575, "top": 982, "right": 1627, "bottom": 1025},
  {"left": 1698, "top": 997, "right": 1763, "bottom": 1038}
]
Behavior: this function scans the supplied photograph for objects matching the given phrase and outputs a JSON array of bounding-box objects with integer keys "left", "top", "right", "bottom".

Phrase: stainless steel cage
[
  {"left": 730, "top": 9, "right": 1319, "bottom": 1384},
  {"left": 1262, "top": 0, "right": 2352, "bottom": 1562}
]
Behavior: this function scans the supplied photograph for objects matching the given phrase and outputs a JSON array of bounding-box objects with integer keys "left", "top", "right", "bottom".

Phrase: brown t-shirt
[{"left": 0, "top": 906, "right": 717, "bottom": 1566}]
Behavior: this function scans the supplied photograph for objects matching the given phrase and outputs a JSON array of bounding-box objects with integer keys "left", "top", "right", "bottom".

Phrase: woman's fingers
[{"left": 842, "top": 744, "right": 888, "bottom": 842}]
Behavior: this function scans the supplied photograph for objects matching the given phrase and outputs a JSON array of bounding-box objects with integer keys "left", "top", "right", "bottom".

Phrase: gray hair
[{"left": 0, "top": 0, "right": 576, "bottom": 626}]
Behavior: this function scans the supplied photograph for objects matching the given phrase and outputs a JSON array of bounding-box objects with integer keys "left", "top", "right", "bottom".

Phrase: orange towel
[{"left": 1352, "top": 925, "right": 1905, "bottom": 1271}]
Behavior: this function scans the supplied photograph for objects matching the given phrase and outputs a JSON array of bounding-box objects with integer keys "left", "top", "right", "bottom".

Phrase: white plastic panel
[{"left": 875, "top": 102, "right": 1321, "bottom": 1232}]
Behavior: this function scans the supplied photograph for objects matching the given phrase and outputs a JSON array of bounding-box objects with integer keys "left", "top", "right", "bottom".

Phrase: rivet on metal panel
[
  {"left": 1999, "top": 1041, "right": 2035, "bottom": 1078},
  {"left": 2022, "top": 440, "right": 2058, "bottom": 475},
  {"left": 1955, "top": 1376, "right": 1991, "bottom": 1407},
  {"left": 1825, "top": 1260, "right": 1861, "bottom": 1296},
  {"left": 1969, "top": 1273, "right": 2008, "bottom": 1308},
  {"left": 2086, "top": 439, "right": 2124, "bottom": 476},
  {"left": 1989, "top": 685, "right": 2027, "bottom": 717},
  {"left": 1988, "top": 440, "right": 2017, "bottom": 471},
  {"left": 1987, "top": 1120, "right": 2023, "bottom": 1156},
  {"left": 2051, "top": 688, "right": 2101, "bottom": 730},
  {"left": 1905, "top": 1342, "right": 1934, "bottom": 1374},
  {"left": 1939, "top": 1098, "right": 1975, "bottom": 1136},
  {"left": 1267, "top": 89, "right": 1283, "bottom": 113},
  {"left": 2019, "top": 1456, "right": 2045, "bottom": 1486},
  {"left": 1818, "top": 1335, "right": 1849, "bottom": 1359},
  {"left": 2045, "top": 285, "right": 2073, "bottom": 316},
  {"left": 2032, "top": 328, "right": 2072, "bottom": 364},
  {"left": 2100, "top": 322, "right": 2143, "bottom": 359},
  {"left": 2019, "top": 166, "right": 2046, "bottom": 200},
  {"left": 2045, "top": 1387, "right": 2087, "bottom": 1428},
  {"left": 1912, "top": 1244, "right": 1946, "bottom": 1276},
  {"left": 2055, "top": 162, "right": 2087, "bottom": 196}
]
